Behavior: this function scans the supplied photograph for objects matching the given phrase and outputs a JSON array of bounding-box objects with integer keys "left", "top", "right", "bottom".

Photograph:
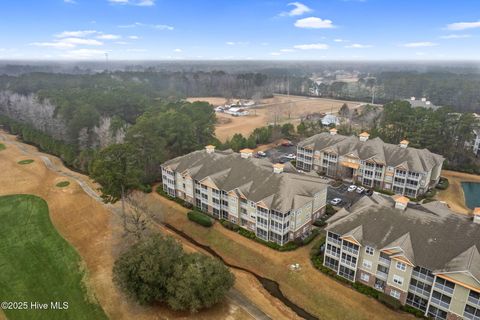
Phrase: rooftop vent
[
  {"left": 393, "top": 195, "right": 409, "bottom": 210},
  {"left": 329, "top": 128, "right": 338, "bottom": 135},
  {"left": 359, "top": 132, "right": 370, "bottom": 142},
  {"left": 205, "top": 145, "right": 215, "bottom": 154},
  {"left": 410, "top": 96, "right": 416, "bottom": 101},
  {"left": 400, "top": 140, "right": 409, "bottom": 149},
  {"left": 273, "top": 163, "right": 284, "bottom": 174},
  {"left": 240, "top": 148, "right": 254, "bottom": 159},
  {"left": 474, "top": 208, "right": 480, "bottom": 224}
]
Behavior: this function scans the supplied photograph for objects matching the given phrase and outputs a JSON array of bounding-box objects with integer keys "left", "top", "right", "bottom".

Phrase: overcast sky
[{"left": 1, "top": 0, "right": 480, "bottom": 60}]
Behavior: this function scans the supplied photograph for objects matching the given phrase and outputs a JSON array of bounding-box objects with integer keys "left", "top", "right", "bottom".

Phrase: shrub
[
  {"left": 55, "top": 181, "right": 70, "bottom": 188},
  {"left": 378, "top": 293, "right": 402, "bottom": 310},
  {"left": 187, "top": 210, "right": 213, "bottom": 227},
  {"left": 18, "top": 159, "right": 34, "bottom": 165},
  {"left": 302, "top": 228, "right": 320, "bottom": 245},
  {"left": 139, "top": 184, "right": 152, "bottom": 193},
  {"left": 220, "top": 219, "right": 239, "bottom": 232},
  {"left": 401, "top": 305, "right": 427, "bottom": 318},
  {"left": 313, "top": 219, "right": 327, "bottom": 227},
  {"left": 325, "top": 204, "right": 337, "bottom": 216},
  {"left": 374, "top": 187, "right": 395, "bottom": 196},
  {"left": 424, "top": 188, "right": 436, "bottom": 198},
  {"left": 436, "top": 177, "right": 449, "bottom": 190},
  {"left": 0, "top": 143, "right": 5, "bottom": 151},
  {"left": 352, "top": 282, "right": 380, "bottom": 299}
]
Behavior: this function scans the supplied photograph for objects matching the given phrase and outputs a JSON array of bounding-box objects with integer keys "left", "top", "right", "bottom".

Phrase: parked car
[
  {"left": 281, "top": 141, "right": 294, "bottom": 147},
  {"left": 284, "top": 153, "right": 296, "bottom": 160},
  {"left": 356, "top": 186, "right": 365, "bottom": 194},
  {"left": 256, "top": 151, "right": 267, "bottom": 157},
  {"left": 330, "top": 198, "right": 342, "bottom": 206},
  {"left": 365, "top": 189, "right": 374, "bottom": 196},
  {"left": 347, "top": 185, "right": 357, "bottom": 192},
  {"left": 278, "top": 157, "right": 290, "bottom": 164}
]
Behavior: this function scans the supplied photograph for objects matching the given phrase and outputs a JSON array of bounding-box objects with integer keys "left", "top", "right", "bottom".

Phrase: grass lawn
[
  {"left": 55, "top": 181, "right": 70, "bottom": 188},
  {"left": 17, "top": 159, "right": 34, "bottom": 165},
  {"left": 0, "top": 194, "right": 107, "bottom": 320},
  {"left": 0, "top": 143, "right": 5, "bottom": 151}
]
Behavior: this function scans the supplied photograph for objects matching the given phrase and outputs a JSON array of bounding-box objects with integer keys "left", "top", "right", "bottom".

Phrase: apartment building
[
  {"left": 324, "top": 194, "right": 480, "bottom": 320},
  {"left": 296, "top": 130, "right": 444, "bottom": 198},
  {"left": 161, "top": 146, "right": 328, "bottom": 245},
  {"left": 473, "top": 129, "right": 480, "bottom": 157}
]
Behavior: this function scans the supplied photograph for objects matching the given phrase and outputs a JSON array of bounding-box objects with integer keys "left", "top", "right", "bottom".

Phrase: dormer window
[{"left": 366, "top": 246, "right": 375, "bottom": 255}]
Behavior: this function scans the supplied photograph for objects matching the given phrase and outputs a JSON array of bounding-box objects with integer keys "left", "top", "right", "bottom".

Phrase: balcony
[
  {"left": 378, "top": 257, "right": 391, "bottom": 266},
  {"left": 395, "top": 172, "right": 407, "bottom": 177},
  {"left": 434, "top": 283, "right": 454, "bottom": 295},
  {"left": 326, "top": 249, "right": 340, "bottom": 258},
  {"left": 341, "top": 259, "right": 357, "bottom": 268},
  {"left": 342, "top": 245, "right": 359, "bottom": 256},
  {"left": 411, "top": 270, "right": 434, "bottom": 283},
  {"left": 430, "top": 297, "right": 450, "bottom": 310},
  {"left": 376, "top": 270, "right": 388, "bottom": 280},
  {"left": 468, "top": 296, "right": 480, "bottom": 308},
  {"left": 409, "top": 284, "right": 431, "bottom": 298},
  {"left": 328, "top": 238, "right": 342, "bottom": 246}
]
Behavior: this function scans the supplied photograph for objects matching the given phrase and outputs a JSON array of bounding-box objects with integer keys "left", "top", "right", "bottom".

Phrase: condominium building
[
  {"left": 324, "top": 194, "right": 480, "bottom": 320},
  {"left": 296, "top": 130, "right": 444, "bottom": 198},
  {"left": 161, "top": 146, "right": 328, "bottom": 245},
  {"left": 473, "top": 129, "right": 480, "bottom": 157}
]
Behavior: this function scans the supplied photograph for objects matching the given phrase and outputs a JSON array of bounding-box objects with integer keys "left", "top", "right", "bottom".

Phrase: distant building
[
  {"left": 296, "top": 130, "right": 444, "bottom": 198},
  {"left": 324, "top": 194, "right": 480, "bottom": 320},
  {"left": 161, "top": 147, "right": 328, "bottom": 246},
  {"left": 224, "top": 107, "right": 249, "bottom": 116},
  {"left": 406, "top": 97, "right": 440, "bottom": 111},
  {"left": 473, "top": 129, "right": 480, "bottom": 157}
]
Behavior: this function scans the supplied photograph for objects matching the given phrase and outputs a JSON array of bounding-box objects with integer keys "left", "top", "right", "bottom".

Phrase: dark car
[
  {"left": 365, "top": 189, "right": 374, "bottom": 196},
  {"left": 281, "top": 141, "right": 294, "bottom": 147}
]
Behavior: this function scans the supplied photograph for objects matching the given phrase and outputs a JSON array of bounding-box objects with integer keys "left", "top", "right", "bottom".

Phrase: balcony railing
[
  {"left": 409, "top": 284, "right": 431, "bottom": 298},
  {"left": 376, "top": 270, "right": 388, "bottom": 280},
  {"left": 378, "top": 257, "right": 391, "bottom": 266},
  {"left": 468, "top": 296, "right": 480, "bottom": 308},
  {"left": 342, "top": 246, "right": 359, "bottom": 256},
  {"left": 434, "top": 283, "right": 454, "bottom": 295},
  {"left": 430, "top": 297, "right": 450, "bottom": 310},
  {"left": 341, "top": 259, "right": 356, "bottom": 268},
  {"left": 326, "top": 249, "right": 340, "bottom": 258},
  {"left": 328, "top": 238, "right": 342, "bottom": 246},
  {"left": 411, "top": 271, "right": 434, "bottom": 283},
  {"left": 463, "top": 310, "right": 480, "bottom": 320}
]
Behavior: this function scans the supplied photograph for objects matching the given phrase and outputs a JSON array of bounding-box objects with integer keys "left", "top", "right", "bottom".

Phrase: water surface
[{"left": 461, "top": 182, "right": 480, "bottom": 209}]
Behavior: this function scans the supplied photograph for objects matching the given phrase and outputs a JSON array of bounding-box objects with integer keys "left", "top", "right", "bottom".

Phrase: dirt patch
[
  {"left": 186, "top": 97, "right": 227, "bottom": 106},
  {"left": 0, "top": 132, "right": 254, "bottom": 320},
  {"left": 436, "top": 170, "right": 480, "bottom": 214}
]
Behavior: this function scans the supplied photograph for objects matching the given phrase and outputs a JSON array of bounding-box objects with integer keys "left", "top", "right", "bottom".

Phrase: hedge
[
  {"left": 436, "top": 177, "right": 449, "bottom": 190},
  {"left": 378, "top": 293, "right": 402, "bottom": 310},
  {"left": 187, "top": 210, "right": 213, "bottom": 227},
  {"left": 156, "top": 186, "right": 193, "bottom": 209}
]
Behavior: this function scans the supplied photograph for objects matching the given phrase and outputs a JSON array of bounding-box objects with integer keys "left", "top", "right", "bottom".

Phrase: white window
[
  {"left": 393, "top": 275, "right": 404, "bottom": 286},
  {"left": 362, "top": 259, "right": 372, "bottom": 270},
  {"left": 360, "top": 273, "right": 370, "bottom": 282},
  {"left": 365, "top": 246, "right": 375, "bottom": 255},
  {"left": 396, "top": 261, "right": 406, "bottom": 271},
  {"left": 390, "top": 289, "right": 401, "bottom": 299}
]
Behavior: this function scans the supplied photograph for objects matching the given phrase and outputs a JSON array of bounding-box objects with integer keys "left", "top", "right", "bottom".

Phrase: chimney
[
  {"left": 273, "top": 163, "right": 284, "bottom": 174},
  {"left": 329, "top": 128, "right": 338, "bottom": 135},
  {"left": 359, "top": 132, "right": 370, "bottom": 142},
  {"left": 410, "top": 96, "right": 416, "bottom": 101},
  {"left": 474, "top": 208, "right": 480, "bottom": 224},
  {"left": 205, "top": 145, "right": 216, "bottom": 154},
  {"left": 240, "top": 148, "right": 254, "bottom": 159},
  {"left": 393, "top": 195, "right": 409, "bottom": 210},
  {"left": 421, "top": 97, "right": 427, "bottom": 102},
  {"left": 400, "top": 140, "right": 409, "bottom": 149}
]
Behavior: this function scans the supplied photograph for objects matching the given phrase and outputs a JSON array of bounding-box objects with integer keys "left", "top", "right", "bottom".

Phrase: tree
[
  {"left": 297, "top": 122, "right": 307, "bottom": 137},
  {"left": 166, "top": 253, "right": 235, "bottom": 312},
  {"left": 338, "top": 103, "right": 350, "bottom": 118},
  {"left": 281, "top": 123, "right": 295, "bottom": 138},
  {"left": 113, "top": 234, "right": 184, "bottom": 305},
  {"left": 91, "top": 143, "right": 142, "bottom": 228}
]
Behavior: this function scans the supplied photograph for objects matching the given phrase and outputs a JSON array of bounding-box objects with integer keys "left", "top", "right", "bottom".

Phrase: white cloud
[
  {"left": 402, "top": 42, "right": 437, "bottom": 48},
  {"left": 334, "top": 38, "right": 348, "bottom": 42},
  {"left": 62, "top": 49, "right": 106, "bottom": 59},
  {"left": 293, "top": 43, "right": 329, "bottom": 50},
  {"left": 55, "top": 30, "right": 97, "bottom": 38},
  {"left": 446, "top": 21, "right": 480, "bottom": 31},
  {"left": 280, "top": 48, "right": 295, "bottom": 52},
  {"left": 280, "top": 2, "right": 312, "bottom": 16},
  {"left": 174, "top": 48, "right": 182, "bottom": 52},
  {"left": 439, "top": 34, "right": 471, "bottom": 39},
  {"left": 62, "top": 38, "right": 103, "bottom": 45},
  {"left": 225, "top": 41, "right": 248, "bottom": 46},
  {"left": 226, "top": 41, "right": 235, "bottom": 45},
  {"left": 64, "top": 0, "right": 76, "bottom": 4},
  {"left": 270, "top": 52, "right": 282, "bottom": 56},
  {"left": 294, "top": 17, "right": 335, "bottom": 29},
  {"left": 30, "top": 42, "right": 75, "bottom": 49},
  {"left": 345, "top": 43, "right": 372, "bottom": 48},
  {"left": 115, "top": 41, "right": 129, "bottom": 45},
  {"left": 97, "top": 34, "right": 121, "bottom": 40},
  {"left": 108, "top": 0, "right": 155, "bottom": 6},
  {"left": 128, "top": 35, "right": 139, "bottom": 39},
  {"left": 118, "top": 22, "right": 173, "bottom": 30}
]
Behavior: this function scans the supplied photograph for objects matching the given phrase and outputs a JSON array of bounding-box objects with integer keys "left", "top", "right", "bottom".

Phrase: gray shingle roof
[
  {"left": 326, "top": 195, "right": 480, "bottom": 278},
  {"left": 298, "top": 132, "right": 444, "bottom": 173},
  {"left": 406, "top": 99, "right": 440, "bottom": 110},
  {"left": 163, "top": 149, "right": 328, "bottom": 212}
]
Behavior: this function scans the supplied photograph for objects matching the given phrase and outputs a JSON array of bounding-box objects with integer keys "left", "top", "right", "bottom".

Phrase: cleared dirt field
[
  {"left": 188, "top": 95, "right": 363, "bottom": 142},
  {"left": 0, "top": 132, "right": 254, "bottom": 320},
  {"left": 436, "top": 170, "right": 480, "bottom": 214}
]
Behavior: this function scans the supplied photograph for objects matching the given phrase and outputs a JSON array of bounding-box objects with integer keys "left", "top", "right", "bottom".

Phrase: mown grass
[
  {"left": 17, "top": 159, "right": 34, "bottom": 165},
  {"left": 55, "top": 181, "right": 70, "bottom": 188},
  {"left": 0, "top": 195, "right": 107, "bottom": 320}
]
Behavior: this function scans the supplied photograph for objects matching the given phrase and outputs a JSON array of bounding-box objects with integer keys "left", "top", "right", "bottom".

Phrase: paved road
[{"left": 0, "top": 132, "right": 272, "bottom": 320}]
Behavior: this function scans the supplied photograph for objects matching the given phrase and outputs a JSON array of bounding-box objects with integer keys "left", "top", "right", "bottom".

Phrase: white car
[
  {"left": 347, "top": 185, "right": 357, "bottom": 192},
  {"left": 356, "top": 186, "right": 366, "bottom": 194},
  {"left": 284, "top": 153, "right": 296, "bottom": 160},
  {"left": 257, "top": 151, "right": 267, "bottom": 157},
  {"left": 330, "top": 198, "right": 342, "bottom": 206}
]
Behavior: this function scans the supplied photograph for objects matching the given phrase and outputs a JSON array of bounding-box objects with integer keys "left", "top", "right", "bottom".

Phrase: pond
[{"left": 461, "top": 182, "right": 480, "bottom": 209}]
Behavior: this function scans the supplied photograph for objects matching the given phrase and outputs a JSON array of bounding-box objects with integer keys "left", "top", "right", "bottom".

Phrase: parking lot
[
  {"left": 263, "top": 144, "right": 297, "bottom": 163},
  {"left": 327, "top": 183, "right": 368, "bottom": 209}
]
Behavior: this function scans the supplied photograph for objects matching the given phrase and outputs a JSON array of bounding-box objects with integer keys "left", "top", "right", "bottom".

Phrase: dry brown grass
[
  {"left": 0, "top": 132, "right": 253, "bottom": 320},
  {"left": 436, "top": 170, "right": 480, "bottom": 214},
  {"left": 188, "top": 95, "right": 363, "bottom": 142}
]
